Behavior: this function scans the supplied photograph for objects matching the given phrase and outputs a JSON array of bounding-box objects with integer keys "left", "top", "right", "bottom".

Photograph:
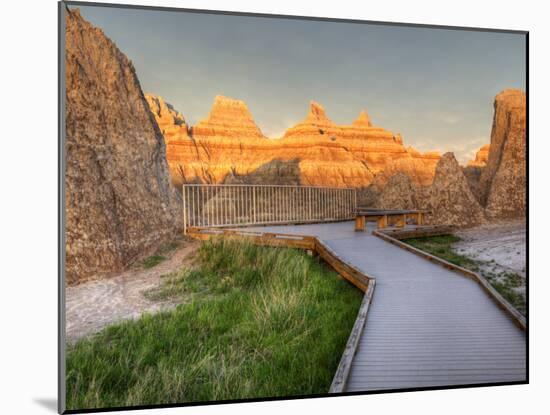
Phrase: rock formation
[
  {"left": 478, "top": 89, "right": 526, "bottom": 219},
  {"left": 148, "top": 97, "right": 441, "bottom": 189},
  {"left": 376, "top": 153, "right": 486, "bottom": 227},
  {"left": 374, "top": 173, "right": 421, "bottom": 210},
  {"left": 424, "top": 153, "right": 486, "bottom": 227},
  {"left": 467, "top": 144, "right": 490, "bottom": 167},
  {"left": 352, "top": 110, "right": 373, "bottom": 128},
  {"left": 145, "top": 94, "right": 189, "bottom": 142},
  {"left": 370, "top": 146, "right": 441, "bottom": 192},
  {"left": 224, "top": 159, "right": 302, "bottom": 185},
  {"left": 463, "top": 165, "right": 485, "bottom": 205},
  {"left": 463, "top": 144, "right": 490, "bottom": 204},
  {"left": 192, "top": 95, "right": 264, "bottom": 139},
  {"left": 65, "top": 9, "right": 182, "bottom": 285},
  {"left": 374, "top": 89, "right": 526, "bottom": 227}
]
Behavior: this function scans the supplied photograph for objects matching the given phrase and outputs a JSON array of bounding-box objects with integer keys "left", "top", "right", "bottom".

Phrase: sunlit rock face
[
  {"left": 467, "top": 144, "right": 490, "bottom": 167},
  {"left": 192, "top": 95, "right": 265, "bottom": 139},
  {"left": 479, "top": 89, "right": 526, "bottom": 219},
  {"left": 147, "top": 97, "right": 440, "bottom": 189},
  {"left": 65, "top": 10, "right": 181, "bottom": 285},
  {"left": 145, "top": 94, "right": 189, "bottom": 142}
]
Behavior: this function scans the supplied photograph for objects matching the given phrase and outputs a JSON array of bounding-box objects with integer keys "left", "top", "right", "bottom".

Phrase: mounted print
[{"left": 59, "top": 1, "right": 528, "bottom": 413}]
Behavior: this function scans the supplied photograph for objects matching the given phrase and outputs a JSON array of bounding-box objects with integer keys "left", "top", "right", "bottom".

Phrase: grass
[
  {"left": 402, "top": 235, "right": 479, "bottom": 270},
  {"left": 141, "top": 255, "right": 166, "bottom": 269},
  {"left": 403, "top": 234, "right": 526, "bottom": 315},
  {"left": 483, "top": 271, "right": 526, "bottom": 315},
  {"left": 140, "top": 239, "right": 183, "bottom": 269},
  {"left": 66, "top": 239, "right": 363, "bottom": 410}
]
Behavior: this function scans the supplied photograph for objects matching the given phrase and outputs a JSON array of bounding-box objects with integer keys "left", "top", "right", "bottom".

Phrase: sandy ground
[
  {"left": 453, "top": 220, "right": 527, "bottom": 278},
  {"left": 66, "top": 240, "right": 199, "bottom": 343}
]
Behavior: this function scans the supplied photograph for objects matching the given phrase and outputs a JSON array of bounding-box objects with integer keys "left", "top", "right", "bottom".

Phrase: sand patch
[
  {"left": 66, "top": 239, "right": 199, "bottom": 343},
  {"left": 453, "top": 220, "right": 526, "bottom": 278}
]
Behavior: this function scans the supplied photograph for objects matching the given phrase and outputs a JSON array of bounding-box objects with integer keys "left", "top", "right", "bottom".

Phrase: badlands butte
[
  {"left": 146, "top": 94, "right": 441, "bottom": 189},
  {"left": 145, "top": 90, "right": 526, "bottom": 226},
  {"left": 65, "top": 9, "right": 526, "bottom": 284}
]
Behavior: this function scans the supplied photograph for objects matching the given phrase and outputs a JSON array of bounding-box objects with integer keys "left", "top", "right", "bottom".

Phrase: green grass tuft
[
  {"left": 481, "top": 271, "right": 525, "bottom": 315},
  {"left": 142, "top": 255, "right": 167, "bottom": 269},
  {"left": 66, "top": 239, "right": 362, "bottom": 410},
  {"left": 403, "top": 235, "right": 480, "bottom": 270}
]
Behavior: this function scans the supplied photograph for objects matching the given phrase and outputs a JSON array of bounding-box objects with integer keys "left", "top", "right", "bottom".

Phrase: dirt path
[
  {"left": 66, "top": 240, "right": 199, "bottom": 343},
  {"left": 453, "top": 220, "right": 526, "bottom": 278}
]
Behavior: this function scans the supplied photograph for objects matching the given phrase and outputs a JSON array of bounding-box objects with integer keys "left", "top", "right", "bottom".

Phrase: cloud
[
  {"left": 263, "top": 128, "right": 287, "bottom": 139},
  {"left": 261, "top": 124, "right": 290, "bottom": 139},
  {"left": 427, "top": 109, "right": 463, "bottom": 125},
  {"left": 260, "top": 116, "right": 301, "bottom": 138},
  {"left": 441, "top": 114, "right": 461, "bottom": 125},
  {"left": 447, "top": 136, "right": 490, "bottom": 165}
]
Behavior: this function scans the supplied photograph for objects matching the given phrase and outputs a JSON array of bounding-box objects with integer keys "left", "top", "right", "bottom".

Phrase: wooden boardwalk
[{"left": 234, "top": 221, "right": 526, "bottom": 392}]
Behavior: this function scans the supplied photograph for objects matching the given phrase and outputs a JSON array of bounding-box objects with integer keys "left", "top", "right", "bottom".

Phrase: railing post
[
  {"left": 199, "top": 186, "right": 203, "bottom": 227},
  {"left": 182, "top": 184, "right": 187, "bottom": 234},
  {"left": 253, "top": 185, "right": 257, "bottom": 224},
  {"left": 191, "top": 185, "right": 195, "bottom": 227},
  {"left": 207, "top": 185, "right": 210, "bottom": 227},
  {"left": 238, "top": 185, "right": 242, "bottom": 224},
  {"left": 217, "top": 185, "right": 220, "bottom": 226},
  {"left": 353, "top": 189, "right": 357, "bottom": 218},
  {"left": 288, "top": 187, "right": 291, "bottom": 222}
]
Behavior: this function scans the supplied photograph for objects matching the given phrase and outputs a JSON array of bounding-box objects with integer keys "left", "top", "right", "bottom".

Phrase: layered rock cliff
[
  {"left": 148, "top": 96, "right": 441, "bottom": 189},
  {"left": 479, "top": 89, "right": 526, "bottom": 219},
  {"left": 65, "top": 9, "right": 181, "bottom": 285},
  {"left": 192, "top": 95, "right": 264, "bottom": 139}
]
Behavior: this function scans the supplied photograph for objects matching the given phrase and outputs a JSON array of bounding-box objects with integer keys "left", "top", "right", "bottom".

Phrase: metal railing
[{"left": 183, "top": 184, "right": 357, "bottom": 232}]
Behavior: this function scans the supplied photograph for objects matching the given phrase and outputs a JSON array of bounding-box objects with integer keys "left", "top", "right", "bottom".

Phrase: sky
[{"left": 72, "top": 5, "right": 526, "bottom": 164}]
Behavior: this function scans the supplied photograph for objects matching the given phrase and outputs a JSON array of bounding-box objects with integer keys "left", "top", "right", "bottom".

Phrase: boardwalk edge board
[
  {"left": 329, "top": 279, "right": 376, "bottom": 394},
  {"left": 373, "top": 230, "right": 526, "bottom": 331}
]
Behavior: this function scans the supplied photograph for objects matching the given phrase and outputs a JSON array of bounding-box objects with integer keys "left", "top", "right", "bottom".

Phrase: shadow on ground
[{"left": 34, "top": 398, "right": 57, "bottom": 412}]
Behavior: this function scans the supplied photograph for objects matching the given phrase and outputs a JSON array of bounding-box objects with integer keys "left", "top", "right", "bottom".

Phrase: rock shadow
[{"left": 223, "top": 158, "right": 302, "bottom": 185}]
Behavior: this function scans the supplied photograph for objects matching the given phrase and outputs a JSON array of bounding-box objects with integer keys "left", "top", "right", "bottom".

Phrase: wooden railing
[{"left": 182, "top": 184, "right": 356, "bottom": 233}]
